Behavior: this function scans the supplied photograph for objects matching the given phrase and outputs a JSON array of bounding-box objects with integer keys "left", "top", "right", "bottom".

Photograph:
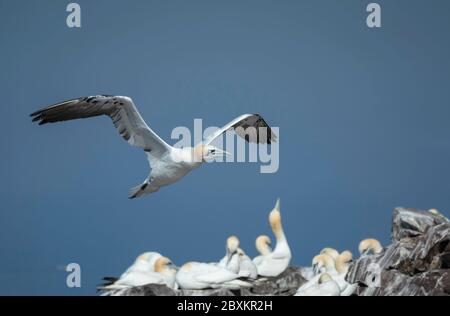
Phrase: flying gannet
[
  {"left": 295, "top": 273, "right": 341, "bottom": 297},
  {"left": 30, "top": 95, "right": 276, "bottom": 198},
  {"left": 358, "top": 238, "right": 383, "bottom": 256},
  {"left": 254, "top": 199, "right": 292, "bottom": 277},
  {"left": 176, "top": 262, "right": 252, "bottom": 290},
  {"left": 217, "top": 236, "right": 240, "bottom": 274},
  {"left": 99, "top": 256, "right": 177, "bottom": 295},
  {"left": 236, "top": 248, "right": 258, "bottom": 279}
]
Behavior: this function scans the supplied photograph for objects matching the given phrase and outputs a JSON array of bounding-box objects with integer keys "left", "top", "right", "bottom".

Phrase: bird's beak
[{"left": 215, "top": 149, "right": 231, "bottom": 157}]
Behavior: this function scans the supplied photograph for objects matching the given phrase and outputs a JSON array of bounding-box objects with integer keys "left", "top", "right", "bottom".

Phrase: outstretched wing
[
  {"left": 204, "top": 114, "right": 277, "bottom": 146},
  {"left": 31, "top": 95, "right": 171, "bottom": 157}
]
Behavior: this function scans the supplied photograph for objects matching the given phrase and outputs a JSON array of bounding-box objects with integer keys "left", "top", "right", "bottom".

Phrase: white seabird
[
  {"left": 358, "top": 238, "right": 383, "bottom": 256},
  {"left": 119, "top": 252, "right": 162, "bottom": 279},
  {"left": 297, "top": 248, "right": 339, "bottom": 281},
  {"left": 236, "top": 248, "right": 258, "bottom": 279},
  {"left": 252, "top": 235, "right": 272, "bottom": 266},
  {"left": 320, "top": 248, "right": 340, "bottom": 260},
  {"left": 312, "top": 254, "right": 337, "bottom": 276},
  {"left": 254, "top": 199, "right": 292, "bottom": 277},
  {"left": 297, "top": 253, "right": 337, "bottom": 291},
  {"left": 333, "top": 251, "right": 357, "bottom": 296},
  {"left": 295, "top": 273, "right": 341, "bottom": 297},
  {"left": 176, "top": 262, "right": 252, "bottom": 290},
  {"left": 217, "top": 236, "right": 240, "bottom": 274},
  {"left": 30, "top": 95, "right": 277, "bottom": 198},
  {"left": 306, "top": 252, "right": 356, "bottom": 296},
  {"left": 99, "top": 256, "right": 177, "bottom": 295}
]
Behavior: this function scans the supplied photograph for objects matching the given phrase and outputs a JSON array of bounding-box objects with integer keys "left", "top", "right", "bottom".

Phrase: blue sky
[{"left": 0, "top": 0, "right": 449, "bottom": 295}]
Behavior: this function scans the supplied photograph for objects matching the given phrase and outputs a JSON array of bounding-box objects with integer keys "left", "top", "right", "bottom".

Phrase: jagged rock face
[
  {"left": 392, "top": 208, "right": 448, "bottom": 241},
  {"left": 240, "top": 267, "right": 307, "bottom": 296},
  {"left": 119, "top": 284, "right": 177, "bottom": 296},
  {"left": 347, "top": 207, "right": 450, "bottom": 296}
]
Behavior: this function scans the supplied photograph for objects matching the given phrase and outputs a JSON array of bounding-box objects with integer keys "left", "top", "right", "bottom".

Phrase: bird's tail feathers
[{"left": 129, "top": 181, "right": 159, "bottom": 199}]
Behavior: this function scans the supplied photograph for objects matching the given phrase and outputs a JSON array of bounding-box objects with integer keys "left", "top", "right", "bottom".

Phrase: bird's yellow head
[
  {"left": 255, "top": 235, "right": 272, "bottom": 255},
  {"left": 154, "top": 257, "right": 176, "bottom": 273},
  {"left": 193, "top": 145, "right": 230, "bottom": 162},
  {"left": 335, "top": 250, "right": 353, "bottom": 274},
  {"left": 227, "top": 236, "right": 240, "bottom": 254},
  {"left": 312, "top": 254, "right": 335, "bottom": 275},
  {"left": 320, "top": 248, "right": 340, "bottom": 260},
  {"left": 269, "top": 199, "right": 283, "bottom": 235},
  {"left": 359, "top": 238, "right": 383, "bottom": 255}
]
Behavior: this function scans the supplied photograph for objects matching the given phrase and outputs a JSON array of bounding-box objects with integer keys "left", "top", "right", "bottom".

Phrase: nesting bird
[
  {"left": 253, "top": 235, "right": 273, "bottom": 266},
  {"left": 236, "top": 248, "right": 258, "bottom": 279},
  {"left": 300, "top": 251, "right": 356, "bottom": 296},
  {"left": 176, "top": 262, "right": 252, "bottom": 290},
  {"left": 99, "top": 256, "right": 177, "bottom": 295},
  {"left": 30, "top": 95, "right": 276, "bottom": 198},
  {"left": 312, "top": 253, "right": 337, "bottom": 276},
  {"left": 359, "top": 238, "right": 383, "bottom": 256},
  {"left": 295, "top": 273, "right": 341, "bottom": 297},
  {"left": 217, "top": 236, "right": 241, "bottom": 274},
  {"left": 320, "top": 248, "right": 340, "bottom": 260},
  {"left": 332, "top": 251, "right": 357, "bottom": 296},
  {"left": 254, "top": 199, "right": 292, "bottom": 277},
  {"left": 118, "top": 252, "right": 162, "bottom": 279}
]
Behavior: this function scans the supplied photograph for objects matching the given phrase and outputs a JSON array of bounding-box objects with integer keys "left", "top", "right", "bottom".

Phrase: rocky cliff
[
  {"left": 346, "top": 207, "right": 450, "bottom": 296},
  {"left": 117, "top": 207, "right": 449, "bottom": 296}
]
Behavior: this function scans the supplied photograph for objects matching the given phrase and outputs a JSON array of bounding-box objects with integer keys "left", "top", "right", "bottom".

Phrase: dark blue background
[{"left": 1, "top": 0, "right": 449, "bottom": 295}]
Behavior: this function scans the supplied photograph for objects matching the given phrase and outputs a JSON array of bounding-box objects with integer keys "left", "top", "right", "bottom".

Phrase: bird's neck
[
  {"left": 258, "top": 247, "right": 272, "bottom": 256},
  {"left": 172, "top": 147, "right": 203, "bottom": 167},
  {"left": 335, "top": 259, "right": 349, "bottom": 275},
  {"left": 273, "top": 226, "right": 291, "bottom": 254},
  {"left": 272, "top": 223, "right": 286, "bottom": 243},
  {"left": 192, "top": 145, "right": 204, "bottom": 163}
]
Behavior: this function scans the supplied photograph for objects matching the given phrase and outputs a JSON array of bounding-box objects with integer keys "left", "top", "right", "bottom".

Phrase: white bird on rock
[
  {"left": 217, "top": 236, "right": 241, "bottom": 274},
  {"left": 99, "top": 257, "right": 177, "bottom": 295},
  {"left": 320, "top": 248, "right": 340, "bottom": 260},
  {"left": 333, "top": 251, "right": 357, "bottom": 296},
  {"left": 299, "top": 252, "right": 356, "bottom": 296},
  {"left": 312, "top": 254, "right": 337, "bottom": 276},
  {"left": 176, "top": 262, "right": 252, "bottom": 290},
  {"left": 119, "top": 252, "right": 162, "bottom": 279},
  {"left": 252, "top": 235, "right": 272, "bottom": 266},
  {"left": 254, "top": 199, "right": 292, "bottom": 277},
  {"left": 295, "top": 273, "right": 341, "bottom": 297},
  {"left": 236, "top": 248, "right": 258, "bottom": 279},
  {"left": 31, "top": 95, "right": 277, "bottom": 198},
  {"left": 358, "top": 238, "right": 383, "bottom": 256}
]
